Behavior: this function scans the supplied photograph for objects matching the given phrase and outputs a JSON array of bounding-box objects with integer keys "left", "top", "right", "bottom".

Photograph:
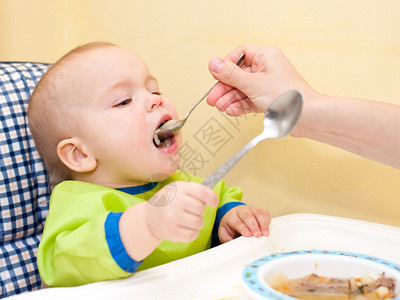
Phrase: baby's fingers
[
  {"left": 218, "top": 226, "right": 238, "bottom": 244},
  {"left": 177, "top": 213, "right": 204, "bottom": 231},
  {"left": 249, "top": 206, "right": 271, "bottom": 236},
  {"left": 168, "top": 227, "right": 200, "bottom": 243},
  {"left": 222, "top": 214, "right": 253, "bottom": 238},
  {"left": 236, "top": 209, "right": 263, "bottom": 237},
  {"left": 181, "top": 182, "right": 218, "bottom": 208}
]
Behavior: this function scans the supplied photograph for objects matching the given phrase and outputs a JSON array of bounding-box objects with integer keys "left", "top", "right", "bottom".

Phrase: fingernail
[
  {"left": 242, "top": 229, "right": 251, "bottom": 237},
  {"left": 209, "top": 58, "right": 224, "bottom": 73}
]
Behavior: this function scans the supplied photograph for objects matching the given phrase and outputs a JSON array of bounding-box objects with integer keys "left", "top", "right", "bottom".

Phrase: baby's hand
[
  {"left": 218, "top": 205, "right": 271, "bottom": 243},
  {"left": 145, "top": 182, "right": 218, "bottom": 243}
]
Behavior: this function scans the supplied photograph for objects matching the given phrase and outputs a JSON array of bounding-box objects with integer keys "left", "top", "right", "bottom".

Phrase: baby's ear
[{"left": 57, "top": 138, "right": 97, "bottom": 172}]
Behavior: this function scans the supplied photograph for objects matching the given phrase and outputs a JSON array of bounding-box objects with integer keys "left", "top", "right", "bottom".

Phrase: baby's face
[{"left": 69, "top": 46, "right": 181, "bottom": 187}]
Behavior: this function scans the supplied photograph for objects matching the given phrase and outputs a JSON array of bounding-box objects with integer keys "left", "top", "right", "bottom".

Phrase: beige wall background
[{"left": 1, "top": 0, "right": 400, "bottom": 227}]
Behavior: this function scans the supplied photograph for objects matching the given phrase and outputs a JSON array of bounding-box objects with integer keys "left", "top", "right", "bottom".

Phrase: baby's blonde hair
[{"left": 28, "top": 42, "right": 116, "bottom": 188}]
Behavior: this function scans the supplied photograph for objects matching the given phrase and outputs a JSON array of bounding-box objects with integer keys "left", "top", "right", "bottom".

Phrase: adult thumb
[{"left": 208, "top": 57, "right": 250, "bottom": 92}]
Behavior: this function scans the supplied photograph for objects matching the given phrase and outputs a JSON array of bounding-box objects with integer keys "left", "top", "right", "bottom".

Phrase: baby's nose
[{"left": 147, "top": 94, "right": 163, "bottom": 111}]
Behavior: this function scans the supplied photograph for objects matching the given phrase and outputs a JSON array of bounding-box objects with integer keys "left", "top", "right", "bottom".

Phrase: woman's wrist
[{"left": 289, "top": 88, "right": 325, "bottom": 139}]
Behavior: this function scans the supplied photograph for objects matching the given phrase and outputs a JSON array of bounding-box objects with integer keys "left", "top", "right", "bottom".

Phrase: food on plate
[{"left": 268, "top": 272, "right": 397, "bottom": 299}]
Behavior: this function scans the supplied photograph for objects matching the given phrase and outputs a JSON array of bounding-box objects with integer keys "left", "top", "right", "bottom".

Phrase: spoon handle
[
  {"left": 184, "top": 53, "right": 246, "bottom": 120},
  {"left": 202, "top": 134, "right": 264, "bottom": 188},
  {"left": 183, "top": 81, "right": 219, "bottom": 120},
  {"left": 156, "top": 54, "right": 246, "bottom": 139}
]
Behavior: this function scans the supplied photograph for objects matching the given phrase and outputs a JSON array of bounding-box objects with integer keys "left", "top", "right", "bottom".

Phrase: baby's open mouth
[{"left": 153, "top": 120, "right": 175, "bottom": 149}]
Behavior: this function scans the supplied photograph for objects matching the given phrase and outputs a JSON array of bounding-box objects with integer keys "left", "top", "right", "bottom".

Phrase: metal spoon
[
  {"left": 202, "top": 90, "right": 303, "bottom": 188},
  {"left": 154, "top": 54, "right": 246, "bottom": 143}
]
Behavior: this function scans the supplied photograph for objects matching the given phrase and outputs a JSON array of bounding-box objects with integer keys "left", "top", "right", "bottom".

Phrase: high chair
[{"left": 0, "top": 62, "right": 50, "bottom": 297}]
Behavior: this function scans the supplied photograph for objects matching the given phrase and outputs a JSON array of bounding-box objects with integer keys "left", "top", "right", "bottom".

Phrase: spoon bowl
[{"left": 202, "top": 90, "right": 303, "bottom": 188}]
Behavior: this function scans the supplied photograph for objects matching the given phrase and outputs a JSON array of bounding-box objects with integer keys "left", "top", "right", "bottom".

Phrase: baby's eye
[
  {"left": 152, "top": 92, "right": 162, "bottom": 96},
  {"left": 114, "top": 99, "right": 132, "bottom": 107}
]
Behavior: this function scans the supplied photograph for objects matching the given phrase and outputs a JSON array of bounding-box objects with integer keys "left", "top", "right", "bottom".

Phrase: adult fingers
[{"left": 208, "top": 58, "right": 256, "bottom": 96}]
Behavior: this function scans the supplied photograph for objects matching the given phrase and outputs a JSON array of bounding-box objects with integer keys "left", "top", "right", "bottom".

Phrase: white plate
[
  {"left": 242, "top": 250, "right": 400, "bottom": 300},
  {"left": 9, "top": 214, "right": 400, "bottom": 300}
]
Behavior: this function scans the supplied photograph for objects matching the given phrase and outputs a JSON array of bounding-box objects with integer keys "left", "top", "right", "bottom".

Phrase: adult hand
[{"left": 207, "top": 45, "right": 314, "bottom": 116}]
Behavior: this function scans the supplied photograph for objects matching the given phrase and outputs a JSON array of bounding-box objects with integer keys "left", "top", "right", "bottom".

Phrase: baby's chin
[{"left": 145, "top": 167, "right": 179, "bottom": 183}]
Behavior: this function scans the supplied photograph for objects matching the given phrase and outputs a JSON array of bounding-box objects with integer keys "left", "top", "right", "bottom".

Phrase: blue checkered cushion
[{"left": 0, "top": 62, "right": 51, "bottom": 298}]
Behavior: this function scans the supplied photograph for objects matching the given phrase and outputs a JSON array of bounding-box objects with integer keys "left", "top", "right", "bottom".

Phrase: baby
[{"left": 28, "top": 42, "right": 271, "bottom": 287}]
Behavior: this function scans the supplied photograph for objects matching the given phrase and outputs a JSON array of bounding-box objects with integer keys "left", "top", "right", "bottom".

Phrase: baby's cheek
[
  {"left": 165, "top": 101, "right": 179, "bottom": 119},
  {"left": 135, "top": 118, "right": 149, "bottom": 132}
]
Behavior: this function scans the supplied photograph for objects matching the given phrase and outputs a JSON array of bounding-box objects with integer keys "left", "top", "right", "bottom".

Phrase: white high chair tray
[{"left": 11, "top": 213, "right": 400, "bottom": 300}]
